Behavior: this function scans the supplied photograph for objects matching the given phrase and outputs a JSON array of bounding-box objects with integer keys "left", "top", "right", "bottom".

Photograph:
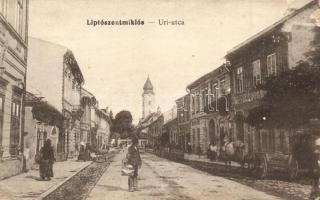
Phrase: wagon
[
  {"left": 250, "top": 152, "right": 298, "bottom": 179},
  {"left": 248, "top": 131, "right": 314, "bottom": 180}
]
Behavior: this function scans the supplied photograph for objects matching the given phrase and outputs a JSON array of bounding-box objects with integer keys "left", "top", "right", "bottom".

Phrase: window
[
  {"left": 236, "top": 67, "right": 243, "bottom": 93},
  {"left": 202, "top": 88, "right": 208, "bottom": 112},
  {"left": 252, "top": 60, "right": 261, "bottom": 86},
  {"left": 267, "top": 53, "right": 276, "bottom": 75},
  {"left": 0, "top": 0, "right": 6, "bottom": 16},
  {"left": 16, "top": 0, "right": 23, "bottom": 35},
  {"left": 10, "top": 99, "right": 21, "bottom": 156},
  {"left": 197, "top": 93, "right": 200, "bottom": 113},
  {"left": 0, "top": 96, "right": 4, "bottom": 146},
  {"left": 220, "top": 79, "right": 226, "bottom": 95}
]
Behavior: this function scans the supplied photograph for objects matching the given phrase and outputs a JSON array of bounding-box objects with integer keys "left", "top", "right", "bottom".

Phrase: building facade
[
  {"left": 226, "top": 0, "right": 319, "bottom": 155},
  {"left": 187, "top": 64, "right": 231, "bottom": 154},
  {"left": 0, "top": 0, "right": 29, "bottom": 180},
  {"left": 24, "top": 92, "right": 64, "bottom": 169},
  {"left": 27, "top": 38, "right": 84, "bottom": 160},
  {"left": 95, "top": 109, "right": 110, "bottom": 149},
  {"left": 162, "top": 106, "right": 178, "bottom": 146},
  {"left": 176, "top": 94, "right": 190, "bottom": 150},
  {"left": 80, "top": 88, "right": 96, "bottom": 146}
]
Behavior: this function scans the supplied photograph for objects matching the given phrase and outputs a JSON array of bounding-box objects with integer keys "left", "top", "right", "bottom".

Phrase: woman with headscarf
[
  {"left": 39, "top": 139, "right": 55, "bottom": 180},
  {"left": 126, "top": 134, "right": 142, "bottom": 192}
]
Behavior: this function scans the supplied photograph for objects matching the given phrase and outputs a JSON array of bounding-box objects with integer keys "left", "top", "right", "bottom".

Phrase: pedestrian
[
  {"left": 78, "top": 142, "right": 86, "bottom": 161},
  {"left": 187, "top": 141, "right": 192, "bottom": 153},
  {"left": 310, "top": 137, "right": 320, "bottom": 199},
  {"left": 126, "top": 135, "right": 142, "bottom": 192},
  {"left": 39, "top": 139, "right": 55, "bottom": 181}
]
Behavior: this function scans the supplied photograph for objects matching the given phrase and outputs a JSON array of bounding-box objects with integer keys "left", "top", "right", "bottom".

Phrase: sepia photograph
[{"left": 0, "top": 0, "right": 320, "bottom": 199}]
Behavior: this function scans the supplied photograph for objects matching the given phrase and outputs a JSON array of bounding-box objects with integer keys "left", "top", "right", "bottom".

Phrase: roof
[
  {"left": 163, "top": 106, "right": 177, "bottom": 124},
  {"left": 143, "top": 76, "right": 154, "bottom": 91},
  {"left": 186, "top": 63, "right": 229, "bottom": 89},
  {"left": 226, "top": 0, "right": 316, "bottom": 57},
  {"left": 163, "top": 117, "right": 177, "bottom": 128},
  {"left": 138, "top": 111, "right": 162, "bottom": 129}
]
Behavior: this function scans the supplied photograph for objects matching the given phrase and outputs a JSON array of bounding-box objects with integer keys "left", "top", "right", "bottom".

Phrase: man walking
[{"left": 126, "top": 135, "right": 142, "bottom": 192}]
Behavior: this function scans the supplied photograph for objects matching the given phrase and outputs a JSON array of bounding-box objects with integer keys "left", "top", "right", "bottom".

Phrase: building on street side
[
  {"left": 80, "top": 88, "right": 96, "bottom": 146},
  {"left": 24, "top": 91, "right": 63, "bottom": 169},
  {"left": 0, "top": 0, "right": 29, "bottom": 180},
  {"left": 187, "top": 64, "right": 231, "bottom": 154},
  {"left": 225, "top": 0, "right": 319, "bottom": 159},
  {"left": 176, "top": 94, "right": 190, "bottom": 151},
  {"left": 95, "top": 108, "right": 111, "bottom": 149},
  {"left": 27, "top": 38, "right": 84, "bottom": 160},
  {"left": 162, "top": 106, "right": 178, "bottom": 147}
]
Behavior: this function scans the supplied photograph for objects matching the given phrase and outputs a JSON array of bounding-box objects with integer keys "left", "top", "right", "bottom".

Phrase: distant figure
[
  {"left": 208, "top": 142, "right": 218, "bottom": 161},
  {"left": 78, "top": 142, "right": 86, "bottom": 161},
  {"left": 39, "top": 139, "right": 54, "bottom": 180},
  {"left": 187, "top": 142, "right": 192, "bottom": 153},
  {"left": 310, "top": 137, "right": 320, "bottom": 199},
  {"left": 85, "top": 143, "right": 91, "bottom": 161},
  {"left": 126, "top": 135, "right": 142, "bottom": 192}
]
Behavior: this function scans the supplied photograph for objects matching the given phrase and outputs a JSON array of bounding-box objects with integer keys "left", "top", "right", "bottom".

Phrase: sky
[{"left": 28, "top": 0, "right": 311, "bottom": 123}]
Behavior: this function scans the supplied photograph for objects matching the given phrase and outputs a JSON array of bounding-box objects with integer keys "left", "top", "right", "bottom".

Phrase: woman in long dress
[{"left": 39, "top": 139, "right": 55, "bottom": 180}]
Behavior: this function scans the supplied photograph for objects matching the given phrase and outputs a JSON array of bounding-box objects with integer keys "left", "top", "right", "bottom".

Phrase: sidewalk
[
  {"left": 184, "top": 153, "right": 242, "bottom": 167},
  {"left": 0, "top": 160, "right": 91, "bottom": 200}
]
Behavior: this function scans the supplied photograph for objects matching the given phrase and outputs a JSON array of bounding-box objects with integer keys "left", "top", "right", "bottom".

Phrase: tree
[
  {"left": 247, "top": 27, "right": 320, "bottom": 130},
  {"left": 306, "top": 26, "right": 320, "bottom": 67},
  {"left": 247, "top": 63, "right": 320, "bottom": 129},
  {"left": 111, "top": 110, "right": 134, "bottom": 139}
]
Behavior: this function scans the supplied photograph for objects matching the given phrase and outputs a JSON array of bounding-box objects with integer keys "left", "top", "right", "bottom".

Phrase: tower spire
[{"left": 143, "top": 76, "right": 154, "bottom": 93}]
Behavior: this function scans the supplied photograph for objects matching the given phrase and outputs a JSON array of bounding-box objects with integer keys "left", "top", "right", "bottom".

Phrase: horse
[{"left": 219, "top": 139, "right": 246, "bottom": 167}]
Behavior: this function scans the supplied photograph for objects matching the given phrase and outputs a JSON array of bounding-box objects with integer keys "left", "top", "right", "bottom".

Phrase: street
[{"left": 87, "top": 152, "right": 280, "bottom": 200}]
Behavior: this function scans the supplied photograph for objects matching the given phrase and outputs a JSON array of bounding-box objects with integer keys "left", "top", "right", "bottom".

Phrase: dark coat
[
  {"left": 40, "top": 146, "right": 54, "bottom": 161},
  {"left": 127, "top": 145, "right": 142, "bottom": 167}
]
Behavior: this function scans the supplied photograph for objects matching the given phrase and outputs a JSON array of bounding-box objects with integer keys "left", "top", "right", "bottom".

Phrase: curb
[{"left": 35, "top": 161, "right": 92, "bottom": 200}]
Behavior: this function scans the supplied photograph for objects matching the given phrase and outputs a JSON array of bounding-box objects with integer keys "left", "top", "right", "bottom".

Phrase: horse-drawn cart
[
  {"left": 251, "top": 152, "right": 298, "bottom": 179},
  {"left": 249, "top": 131, "right": 314, "bottom": 180}
]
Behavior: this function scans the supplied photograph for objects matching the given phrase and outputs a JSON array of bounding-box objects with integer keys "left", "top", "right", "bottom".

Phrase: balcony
[{"left": 71, "top": 105, "right": 84, "bottom": 120}]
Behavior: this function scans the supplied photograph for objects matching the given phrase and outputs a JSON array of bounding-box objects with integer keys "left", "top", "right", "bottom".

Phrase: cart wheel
[{"left": 288, "top": 158, "right": 299, "bottom": 180}]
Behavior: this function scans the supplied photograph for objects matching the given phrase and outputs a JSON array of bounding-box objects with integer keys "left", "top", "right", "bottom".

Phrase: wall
[
  {"left": 142, "top": 93, "right": 155, "bottom": 118},
  {"left": 27, "top": 38, "right": 65, "bottom": 112},
  {"left": 282, "top": 2, "right": 318, "bottom": 68}
]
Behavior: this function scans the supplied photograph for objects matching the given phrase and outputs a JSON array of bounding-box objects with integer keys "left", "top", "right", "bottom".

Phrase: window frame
[
  {"left": 252, "top": 59, "right": 261, "bottom": 86},
  {"left": 267, "top": 53, "right": 277, "bottom": 76},
  {"left": 236, "top": 66, "right": 244, "bottom": 93}
]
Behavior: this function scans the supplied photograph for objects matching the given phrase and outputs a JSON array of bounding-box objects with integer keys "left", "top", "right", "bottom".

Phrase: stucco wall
[
  {"left": 282, "top": 3, "right": 318, "bottom": 68},
  {"left": 27, "top": 38, "right": 65, "bottom": 112}
]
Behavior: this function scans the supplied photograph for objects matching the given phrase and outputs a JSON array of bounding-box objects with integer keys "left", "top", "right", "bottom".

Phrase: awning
[{"left": 32, "top": 101, "right": 64, "bottom": 127}]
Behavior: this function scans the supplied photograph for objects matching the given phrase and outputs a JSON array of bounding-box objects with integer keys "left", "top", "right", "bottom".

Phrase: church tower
[{"left": 142, "top": 76, "right": 155, "bottom": 119}]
